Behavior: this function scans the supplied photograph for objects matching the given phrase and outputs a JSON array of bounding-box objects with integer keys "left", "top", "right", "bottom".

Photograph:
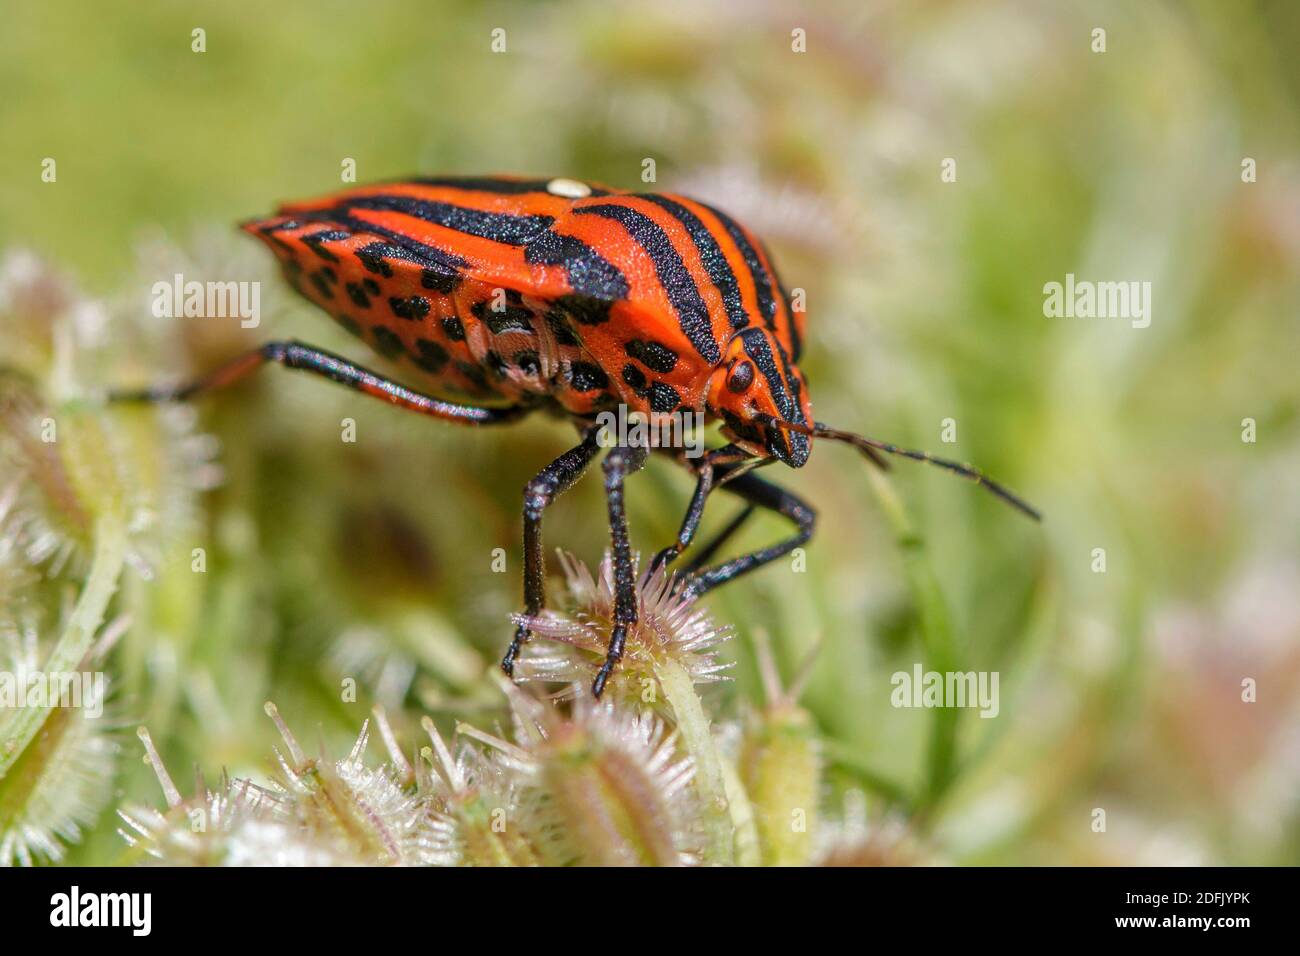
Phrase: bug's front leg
[
  {"left": 647, "top": 444, "right": 752, "bottom": 574},
  {"left": 501, "top": 427, "right": 602, "bottom": 677},
  {"left": 592, "top": 443, "right": 649, "bottom": 698},
  {"left": 678, "top": 470, "right": 816, "bottom": 598}
]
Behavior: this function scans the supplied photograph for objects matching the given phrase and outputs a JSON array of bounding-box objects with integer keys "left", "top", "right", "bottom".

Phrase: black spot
[
  {"left": 335, "top": 314, "right": 361, "bottom": 337},
  {"left": 569, "top": 361, "right": 609, "bottom": 392},
  {"left": 414, "top": 339, "right": 449, "bottom": 372},
  {"left": 505, "top": 289, "right": 524, "bottom": 306},
  {"left": 455, "top": 360, "right": 489, "bottom": 390},
  {"left": 389, "top": 295, "right": 432, "bottom": 321},
  {"left": 624, "top": 339, "right": 678, "bottom": 373},
  {"left": 320, "top": 266, "right": 338, "bottom": 284},
  {"left": 363, "top": 278, "right": 380, "bottom": 296},
  {"left": 557, "top": 294, "right": 612, "bottom": 326},
  {"left": 649, "top": 382, "right": 680, "bottom": 413},
  {"left": 472, "top": 298, "right": 533, "bottom": 334},
  {"left": 372, "top": 326, "right": 405, "bottom": 359},
  {"left": 485, "top": 350, "right": 509, "bottom": 378},
  {"left": 545, "top": 308, "right": 580, "bottom": 345},
  {"left": 345, "top": 283, "right": 371, "bottom": 308},
  {"left": 491, "top": 309, "right": 534, "bottom": 335},
  {"left": 442, "top": 316, "right": 466, "bottom": 341},
  {"left": 278, "top": 260, "right": 304, "bottom": 294},
  {"left": 621, "top": 363, "right": 647, "bottom": 391},
  {"left": 421, "top": 268, "right": 459, "bottom": 294},
  {"left": 309, "top": 271, "right": 334, "bottom": 300},
  {"left": 354, "top": 243, "right": 398, "bottom": 277},
  {"left": 513, "top": 350, "right": 540, "bottom": 376}
]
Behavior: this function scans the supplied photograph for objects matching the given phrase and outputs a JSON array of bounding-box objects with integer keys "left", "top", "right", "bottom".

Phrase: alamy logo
[
  {"left": 1042, "top": 273, "right": 1151, "bottom": 328},
  {"left": 152, "top": 272, "right": 260, "bottom": 328},
  {"left": 0, "top": 669, "right": 105, "bottom": 718},
  {"left": 594, "top": 405, "right": 705, "bottom": 458},
  {"left": 890, "top": 664, "right": 1000, "bottom": 719},
  {"left": 50, "top": 886, "right": 151, "bottom": 936}
]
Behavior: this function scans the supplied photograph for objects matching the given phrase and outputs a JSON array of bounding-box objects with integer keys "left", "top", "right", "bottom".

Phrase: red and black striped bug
[{"left": 115, "top": 175, "right": 1039, "bottom": 697}]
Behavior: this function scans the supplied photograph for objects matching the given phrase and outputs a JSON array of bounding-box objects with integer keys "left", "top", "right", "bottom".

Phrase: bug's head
[
  {"left": 708, "top": 335, "right": 1044, "bottom": 522},
  {"left": 707, "top": 327, "right": 814, "bottom": 467}
]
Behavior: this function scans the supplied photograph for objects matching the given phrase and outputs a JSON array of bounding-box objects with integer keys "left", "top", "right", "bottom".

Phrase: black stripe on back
[
  {"left": 330, "top": 214, "right": 469, "bottom": 273},
  {"left": 342, "top": 195, "right": 555, "bottom": 245},
  {"left": 699, "top": 204, "right": 778, "bottom": 334},
  {"left": 336, "top": 195, "right": 629, "bottom": 301},
  {"left": 575, "top": 202, "right": 721, "bottom": 364},
  {"left": 285, "top": 208, "right": 469, "bottom": 274},
  {"left": 523, "top": 230, "right": 629, "bottom": 301},
  {"left": 637, "top": 195, "right": 750, "bottom": 332}
]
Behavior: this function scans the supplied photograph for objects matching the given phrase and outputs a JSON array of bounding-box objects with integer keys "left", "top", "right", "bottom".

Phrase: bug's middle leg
[
  {"left": 676, "top": 470, "right": 817, "bottom": 599},
  {"left": 501, "top": 426, "right": 602, "bottom": 677},
  {"left": 592, "top": 442, "right": 649, "bottom": 698}
]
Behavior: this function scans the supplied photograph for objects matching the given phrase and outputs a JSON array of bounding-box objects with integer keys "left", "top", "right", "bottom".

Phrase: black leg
[
  {"left": 678, "top": 470, "right": 816, "bottom": 598},
  {"left": 500, "top": 427, "right": 603, "bottom": 676},
  {"left": 592, "top": 443, "right": 649, "bottom": 698},
  {"left": 111, "top": 339, "right": 530, "bottom": 425},
  {"left": 683, "top": 504, "right": 756, "bottom": 573},
  {"left": 648, "top": 444, "right": 751, "bottom": 573}
]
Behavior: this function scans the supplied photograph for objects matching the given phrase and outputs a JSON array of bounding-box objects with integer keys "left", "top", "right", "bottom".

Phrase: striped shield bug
[{"left": 115, "top": 175, "right": 1039, "bottom": 697}]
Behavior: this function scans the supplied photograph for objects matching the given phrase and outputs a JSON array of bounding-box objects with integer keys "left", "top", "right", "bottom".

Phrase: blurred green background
[{"left": 2, "top": 0, "right": 1297, "bottom": 864}]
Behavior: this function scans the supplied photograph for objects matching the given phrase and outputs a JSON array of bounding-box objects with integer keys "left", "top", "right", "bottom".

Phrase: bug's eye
[{"left": 726, "top": 360, "right": 755, "bottom": 394}]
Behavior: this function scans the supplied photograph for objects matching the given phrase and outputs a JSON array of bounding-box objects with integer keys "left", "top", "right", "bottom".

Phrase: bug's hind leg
[
  {"left": 592, "top": 443, "right": 649, "bottom": 698},
  {"left": 678, "top": 470, "right": 816, "bottom": 599},
  {"left": 111, "top": 339, "right": 530, "bottom": 425},
  {"left": 500, "top": 427, "right": 602, "bottom": 677}
]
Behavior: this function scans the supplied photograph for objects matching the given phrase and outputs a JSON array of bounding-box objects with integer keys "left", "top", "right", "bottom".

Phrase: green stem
[
  {"left": 0, "top": 515, "right": 126, "bottom": 778},
  {"left": 655, "top": 658, "right": 734, "bottom": 865},
  {"left": 865, "top": 468, "right": 960, "bottom": 813},
  {"left": 721, "top": 756, "right": 761, "bottom": 867}
]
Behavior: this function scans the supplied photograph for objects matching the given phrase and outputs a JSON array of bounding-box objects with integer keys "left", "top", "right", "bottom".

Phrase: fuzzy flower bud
[
  {"left": 739, "top": 638, "right": 822, "bottom": 866},
  {"left": 514, "top": 550, "right": 733, "bottom": 704},
  {"left": 0, "top": 619, "right": 118, "bottom": 866},
  {"left": 458, "top": 684, "right": 700, "bottom": 866},
  {"left": 262, "top": 702, "right": 443, "bottom": 866}
]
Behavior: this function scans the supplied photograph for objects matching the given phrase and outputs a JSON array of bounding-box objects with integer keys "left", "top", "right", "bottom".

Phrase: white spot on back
[{"left": 546, "top": 177, "right": 591, "bottom": 199}]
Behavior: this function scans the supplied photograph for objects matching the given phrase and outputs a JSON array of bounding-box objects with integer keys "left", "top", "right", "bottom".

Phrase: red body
[{"left": 244, "top": 175, "right": 814, "bottom": 463}]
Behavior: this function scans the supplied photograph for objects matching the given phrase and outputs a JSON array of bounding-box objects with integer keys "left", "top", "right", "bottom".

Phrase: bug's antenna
[{"left": 767, "top": 417, "right": 1041, "bottom": 521}]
